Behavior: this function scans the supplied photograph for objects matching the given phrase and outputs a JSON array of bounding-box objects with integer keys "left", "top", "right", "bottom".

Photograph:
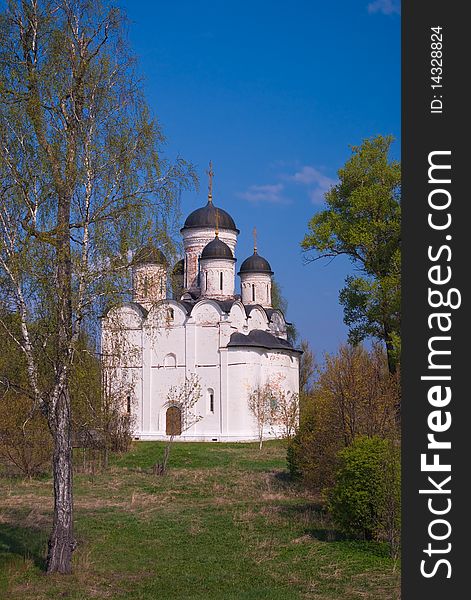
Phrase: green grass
[{"left": 0, "top": 441, "right": 400, "bottom": 599}]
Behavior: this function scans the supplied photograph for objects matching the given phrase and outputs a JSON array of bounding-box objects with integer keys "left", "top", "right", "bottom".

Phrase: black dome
[
  {"left": 182, "top": 201, "right": 238, "bottom": 232},
  {"left": 132, "top": 244, "right": 167, "bottom": 266},
  {"left": 238, "top": 252, "right": 273, "bottom": 275},
  {"left": 201, "top": 236, "right": 235, "bottom": 260}
]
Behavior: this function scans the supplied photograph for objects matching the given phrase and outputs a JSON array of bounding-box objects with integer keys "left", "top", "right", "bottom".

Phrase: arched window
[
  {"left": 208, "top": 389, "right": 215, "bottom": 413},
  {"left": 167, "top": 308, "right": 174, "bottom": 321},
  {"left": 143, "top": 275, "right": 149, "bottom": 296},
  {"left": 220, "top": 272, "right": 223, "bottom": 290},
  {"left": 166, "top": 406, "right": 182, "bottom": 436},
  {"left": 205, "top": 271, "right": 208, "bottom": 290},
  {"left": 126, "top": 395, "right": 131, "bottom": 414},
  {"left": 164, "top": 353, "right": 176, "bottom": 367},
  {"left": 252, "top": 284, "right": 255, "bottom": 302}
]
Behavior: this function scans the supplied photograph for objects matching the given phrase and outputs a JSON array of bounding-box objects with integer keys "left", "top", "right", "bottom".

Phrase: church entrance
[{"left": 166, "top": 406, "right": 182, "bottom": 436}]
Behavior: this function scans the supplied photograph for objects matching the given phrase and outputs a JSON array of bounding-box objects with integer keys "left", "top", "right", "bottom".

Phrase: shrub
[
  {"left": 287, "top": 406, "right": 341, "bottom": 489},
  {"left": 0, "top": 393, "right": 52, "bottom": 476},
  {"left": 328, "top": 435, "right": 400, "bottom": 556},
  {"left": 287, "top": 344, "right": 399, "bottom": 490}
]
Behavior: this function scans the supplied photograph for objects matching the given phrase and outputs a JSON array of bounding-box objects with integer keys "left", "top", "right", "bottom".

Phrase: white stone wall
[
  {"left": 182, "top": 227, "right": 237, "bottom": 292},
  {"left": 102, "top": 296, "right": 300, "bottom": 442},
  {"left": 200, "top": 257, "right": 236, "bottom": 299},
  {"left": 132, "top": 264, "right": 167, "bottom": 307},
  {"left": 240, "top": 272, "right": 272, "bottom": 307}
]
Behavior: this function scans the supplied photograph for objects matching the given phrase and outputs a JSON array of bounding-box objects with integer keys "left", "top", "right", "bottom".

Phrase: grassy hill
[{"left": 0, "top": 441, "right": 400, "bottom": 599}]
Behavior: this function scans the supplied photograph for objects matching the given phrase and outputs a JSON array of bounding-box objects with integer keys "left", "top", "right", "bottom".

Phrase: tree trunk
[
  {"left": 46, "top": 388, "right": 75, "bottom": 574},
  {"left": 47, "top": 184, "right": 75, "bottom": 573},
  {"left": 382, "top": 323, "right": 396, "bottom": 376}
]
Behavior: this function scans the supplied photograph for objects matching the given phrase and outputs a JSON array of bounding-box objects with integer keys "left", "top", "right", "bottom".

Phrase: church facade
[{"left": 102, "top": 172, "right": 301, "bottom": 441}]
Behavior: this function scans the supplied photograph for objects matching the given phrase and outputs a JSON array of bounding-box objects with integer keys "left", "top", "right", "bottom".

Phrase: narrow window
[
  {"left": 220, "top": 271, "right": 223, "bottom": 290},
  {"left": 143, "top": 276, "right": 148, "bottom": 296},
  {"left": 205, "top": 271, "right": 208, "bottom": 290},
  {"left": 126, "top": 395, "right": 131, "bottom": 414},
  {"left": 209, "top": 390, "right": 215, "bottom": 413},
  {"left": 167, "top": 308, "right": 174, "bottom": 320},
  {"left": 252, "top": 284, "right": 255, "bottom": 302}
]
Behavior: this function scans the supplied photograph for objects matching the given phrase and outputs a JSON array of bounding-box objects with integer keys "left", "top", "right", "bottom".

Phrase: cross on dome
[{"left": 206, "top": 160, "right": 214, "bottom": 203}]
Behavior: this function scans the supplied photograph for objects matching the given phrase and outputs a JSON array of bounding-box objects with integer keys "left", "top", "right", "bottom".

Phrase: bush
[
  {"left": 0, "top": 393, "right": 52, "bottom": 476},
  {"left": 287, "top": 344, "right": 399, "bottom": 491},
  {"left": 287, "top": 407, "right": 341, "bottom": 489},
  {"left": 328, "top": 435, "right": 400, "bottom": 556}
]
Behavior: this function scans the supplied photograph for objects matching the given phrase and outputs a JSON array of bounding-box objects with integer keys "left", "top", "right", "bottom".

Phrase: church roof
[
  {"left": 201, "top": 236, "right": 235, "bottom": 261},
  {"left": 238, "top": 252, "right": 273, "bottom": 275},
  {"left": 132, "top": 244, "right": 168, "bottom": 267},
  {"left": 181, "top": 201, "right": 238, "bottom": 233},
  {"left": 227, "top": 329, "right": 301, "bottom": 353}
]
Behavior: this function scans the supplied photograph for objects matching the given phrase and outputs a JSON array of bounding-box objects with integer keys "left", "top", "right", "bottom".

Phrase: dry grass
[{"left": 0, "top": 442, "right": 400, "bottom": 600}]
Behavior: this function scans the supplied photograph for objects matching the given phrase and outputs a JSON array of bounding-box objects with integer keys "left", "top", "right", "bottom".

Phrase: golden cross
[
  {"left": 207, "top": 160, "right": 214, "bottom": 203},
  {"left": 253, "top": 227, "right": 257, "bottom": 253}
]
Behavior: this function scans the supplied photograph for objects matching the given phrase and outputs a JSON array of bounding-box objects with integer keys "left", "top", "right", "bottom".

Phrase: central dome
[
  {"left": 201, "top": 236, "right": 235, "bottom": 260},
  {"left": 132, "top": 244, "right": 168, "bottom": 266},
  {"left": 182, "top": 201, "right": 238, "bottom": 232}
]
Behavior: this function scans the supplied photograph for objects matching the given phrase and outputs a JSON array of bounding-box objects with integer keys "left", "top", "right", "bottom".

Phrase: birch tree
[
  {"left": 0, "top": 0, "right": 194, "bottom": 574},
  {"left": 155, "top": 373, "right": 203, "bottom": 475},
  {"left": 248, "top": 382, "right": 276, "bottom": 450}
]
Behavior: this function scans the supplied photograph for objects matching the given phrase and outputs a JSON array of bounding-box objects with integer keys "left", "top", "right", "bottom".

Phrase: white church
[{"left": 102, "top": 165, "right": 301, "bottom": 441}]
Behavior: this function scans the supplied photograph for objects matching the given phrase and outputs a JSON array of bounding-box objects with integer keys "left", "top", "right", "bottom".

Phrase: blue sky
[{"left": 121, "top": 0, "right": 400, "bottom": 357}]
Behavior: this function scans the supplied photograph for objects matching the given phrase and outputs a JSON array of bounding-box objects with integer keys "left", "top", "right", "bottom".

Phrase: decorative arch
[
  {"left": 146, "top": 299, "right": 187, "bottom": 327},
  {"left": 164, "top": 353, "right": 177, "bottom": 367},
  {"left": 191, "top": 299, "right": 223, "bottom": 325},
  {"left": 247, "top": 306, "right": 269, "bottom": 331},
  {"left": 103, "top": 303, "right": 145, "bottom": 330},
  {"left": 229, "top": 301, "right": 246, "bottom": 329}
]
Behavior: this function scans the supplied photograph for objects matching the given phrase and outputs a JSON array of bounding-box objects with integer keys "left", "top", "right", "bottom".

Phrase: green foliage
[
  {"left": 0, "top": 393, "right": 52, "bottom": 477},
  {"left": 0, "top": 311, "right": 52, "bottom": 476},
  {"left": 301, "top": 135, "right": 401, "bottom": 371},
  {"left": 328, "top": 436, "right": 400, "bottom": 555},
  {"left": 271, "top": 278, "right": 298, "bottom": 345},
  {"left": 287, "top": 344, "right": 399, "bottom": 491}
]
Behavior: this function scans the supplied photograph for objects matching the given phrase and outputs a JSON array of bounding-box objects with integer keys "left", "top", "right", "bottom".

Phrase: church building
[{"left": 102, "top": 164, "right": 301, "bottom": 441}]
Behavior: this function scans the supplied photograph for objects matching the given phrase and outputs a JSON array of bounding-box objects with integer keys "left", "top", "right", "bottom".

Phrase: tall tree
[
  {"left": 301, "top": 135, "right": 401, "bottom": 373},
  {"left": 0, "top": 0, "right": 194, "bottom": 573},
  {"left": 271, "top": 278, "right": 298, "bottom": 345}
]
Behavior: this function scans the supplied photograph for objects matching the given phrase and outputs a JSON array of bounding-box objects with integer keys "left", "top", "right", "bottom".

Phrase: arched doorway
[{"left": 166, "top": 406, "right": 182, "bottom": 436}]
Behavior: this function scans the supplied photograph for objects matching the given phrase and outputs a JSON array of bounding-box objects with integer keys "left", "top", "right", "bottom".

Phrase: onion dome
[
  {"left": 132, "top": 244, "right": 168, "bottom": 266},
  {"left": 238, "top": 252, "right": 273, "bottom": 275},
  {"left": 181, "top": 201, "right": 238, "bottom": 232},
  {"left": 201, "top": 236, "right": 235, "bottom": 260}
]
